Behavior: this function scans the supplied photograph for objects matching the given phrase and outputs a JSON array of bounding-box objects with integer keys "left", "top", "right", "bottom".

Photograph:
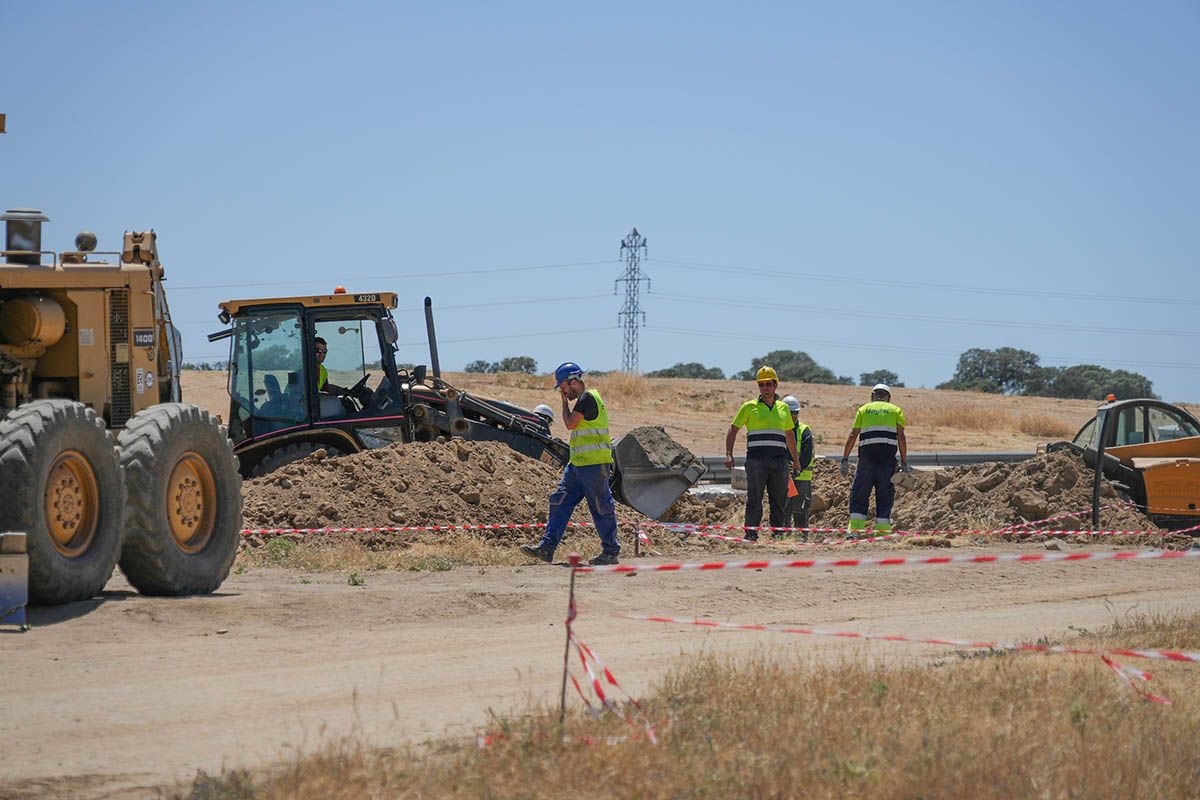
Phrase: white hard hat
[
  {"left": 533, "top": 403, "right": 554, "bottom": 420},
  {"left": 782, "top": 395, "right": 801, "bottom": 412},
  {"left": 872, "top": 383, "right": 891, "bottom": 395}
]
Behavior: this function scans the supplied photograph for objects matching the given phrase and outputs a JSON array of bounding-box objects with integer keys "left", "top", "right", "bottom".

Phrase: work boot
[
  {"left": 588, "top": 552, "right": 619, "bottom": 566},
  {"left": 519, "top": 542, "right": 555, "bottom": 563}
]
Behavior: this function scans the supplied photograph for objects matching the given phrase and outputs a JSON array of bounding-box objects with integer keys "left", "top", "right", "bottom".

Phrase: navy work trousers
[
  {"left": 849, "top": 457, "right": 896, "bottom": 519},
  {"left": 745, "top": 453, "right": 791, "bottom": 533},
  {"left": 539, "top": 463, "right": 620, "bottom": 556}
]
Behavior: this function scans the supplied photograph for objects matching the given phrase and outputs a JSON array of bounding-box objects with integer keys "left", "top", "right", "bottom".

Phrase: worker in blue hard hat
[{"left": 519, "top": 362, "right": 620, "bottom": 566}]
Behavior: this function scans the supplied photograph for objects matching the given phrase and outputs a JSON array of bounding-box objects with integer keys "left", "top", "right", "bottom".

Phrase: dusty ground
[
  {"left": 3, "top": 542, "right": 1199, "bottom": 799},
  {"left": 3, "top": 374, "right": 1195, "bottom": 798},
  {"left": 182, "top": 370, "right": 1156, "bottom": 454}
]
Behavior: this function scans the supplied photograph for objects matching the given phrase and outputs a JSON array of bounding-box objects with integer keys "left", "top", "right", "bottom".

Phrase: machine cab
[
  {"left": 218, "top": 291, "right": 403, "bottom": 448},
  {"left": 1072, "top": 398, "right": 1200, "bottom": 450}
]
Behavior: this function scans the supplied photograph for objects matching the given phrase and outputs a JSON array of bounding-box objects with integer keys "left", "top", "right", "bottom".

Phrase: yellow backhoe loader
[
  {"left": 0, "top": 208, "right": 243, "bottom": 605},
  {"left": 1047, "top": 397, "right": 1200, "bottom": 529}
]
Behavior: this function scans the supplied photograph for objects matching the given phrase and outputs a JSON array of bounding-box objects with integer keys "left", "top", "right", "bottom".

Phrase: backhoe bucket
[{"left": 611, "top": 430, "right": 707, "bottom": 520}]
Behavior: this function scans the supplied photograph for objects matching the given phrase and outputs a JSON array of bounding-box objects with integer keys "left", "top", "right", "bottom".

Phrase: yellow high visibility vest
[{"left": 569, "top": 389, "right": 613, "bottom": 466}]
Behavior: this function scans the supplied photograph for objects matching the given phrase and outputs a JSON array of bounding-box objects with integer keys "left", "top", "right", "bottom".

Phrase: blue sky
[{"left": 4, "top": 2, "right": 1197, "bottom": 400}]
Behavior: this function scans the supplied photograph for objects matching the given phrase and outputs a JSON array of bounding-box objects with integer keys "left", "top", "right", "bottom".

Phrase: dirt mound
[
  {"left": 623, "top": 425, "right": 703, "bottom": 471},
  {"left": 665, "top": 451, "right": 1157, "bottom": 533},
  {"left": 241, "top": 439, "right": 659, "bottom": 540}
]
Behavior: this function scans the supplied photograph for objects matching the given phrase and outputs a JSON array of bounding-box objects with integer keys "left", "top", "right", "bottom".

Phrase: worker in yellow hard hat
[{"left": 724, "top": 366, "right": 800, "bottom": 539}]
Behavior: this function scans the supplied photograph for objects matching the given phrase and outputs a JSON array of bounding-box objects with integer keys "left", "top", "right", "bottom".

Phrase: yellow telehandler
[{"left": 0, "top": 208, "right": 243, "bottom": 605}]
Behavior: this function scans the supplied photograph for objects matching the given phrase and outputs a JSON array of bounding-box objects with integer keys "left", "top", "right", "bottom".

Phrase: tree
[
  {"left": 464, "top": 360, "right": 494, "bottom": 374},
  {"left": 496, "top": 356, "right": 537, "bottom": 374},
  {"left": 1036, "top": 365, "right": 1156, "bottom": 400},
  {"left": 733, "top": 350, "right": 843, "bottom": 384},
  {"left": 648, "top": 362, "right": 725, "bottom": 380},
  {"left": 859, "top": 369, "right": 904, "bottom": 388},
  {"left": 939, "top": 349, "right": 1157, "bottom": 400},
  {"left": 941, "top": 347, "right": 1041, "bottom": 395}
]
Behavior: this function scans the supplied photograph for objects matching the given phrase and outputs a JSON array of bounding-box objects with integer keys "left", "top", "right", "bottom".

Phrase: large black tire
[
  {"left": 0, "top": 400, "right": 125, "bottom": 604},
  {"left": 117, "top": 403, "right": 243, "bottom": 596},
  {"left": 250, "top": 442, "right": 346, "bottom": 477}
]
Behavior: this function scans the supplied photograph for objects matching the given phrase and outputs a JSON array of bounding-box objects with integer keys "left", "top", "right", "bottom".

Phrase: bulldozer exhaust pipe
[{"left": 424, "top": 296, "right": 441, "bottom": 380}]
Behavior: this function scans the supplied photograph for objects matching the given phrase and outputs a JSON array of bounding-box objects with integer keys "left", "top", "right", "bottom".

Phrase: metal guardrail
[{"left": 698, "top": 452, "right": 1036, "bottom": 483}]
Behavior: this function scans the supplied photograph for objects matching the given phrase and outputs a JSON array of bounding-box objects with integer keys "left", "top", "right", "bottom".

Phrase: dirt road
[{"left": 3, "top": 541, "right": 1198, "bottom": 799}]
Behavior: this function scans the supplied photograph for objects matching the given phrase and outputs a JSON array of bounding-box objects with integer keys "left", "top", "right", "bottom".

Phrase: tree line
[
  {"left": 647, "top": 347, "right": 1154, "bottom": 400},
  {"left": 182, "top": 347, "right": 1157, "bottom": 401}
]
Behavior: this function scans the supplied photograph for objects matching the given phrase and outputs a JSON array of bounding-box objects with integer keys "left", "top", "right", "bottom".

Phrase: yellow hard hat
[{"left": 756, "top": 366, "right": 778, "bottom": 382}]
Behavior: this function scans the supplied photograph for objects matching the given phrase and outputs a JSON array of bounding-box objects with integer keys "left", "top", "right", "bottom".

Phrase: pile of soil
[
  {"left": 664, "top": 451, "right": 1157, "bottom": 533},
  {"left": 242, "top": 439, "right": 1158, "bottom": 544},
  {"left": 240, "top": 438, "right": 677, "bottom": 548},
  {"left": 625, "top": 425, "right": 704, "bottom": 471},
  {"left": 243, "top": 439, "right": 571, "bottom": 532}
]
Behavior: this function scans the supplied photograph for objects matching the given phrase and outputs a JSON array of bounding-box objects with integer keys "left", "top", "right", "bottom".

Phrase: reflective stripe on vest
[
  {"left": 735, "top": 398, "right": 791, "bottom": 457},
  {"left": 794, "top": 421, "right": 812, "bottom": 481},
  {"left": 569, "top": 389, "right": 614, "bottom": 466},
  {"left": 854, "top": 401, "right": 904, "bottom": 460}
]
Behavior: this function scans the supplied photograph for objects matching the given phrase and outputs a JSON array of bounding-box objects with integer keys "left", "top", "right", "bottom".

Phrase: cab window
[
  {"left": 230, "top": 310, "right": 308, "bottom": 429},
  {"left": 312, "top": 316, "right": 399, "bottom": 419},
  {"left": 1072, "top": 418, "right": 1098, "bottom": 450},
  {"left": 1114, "top": 406, "right": 1147, "bottom": 446},
  {"left": 1147, "top": 406, "right": 1200, "bottom": 442}
]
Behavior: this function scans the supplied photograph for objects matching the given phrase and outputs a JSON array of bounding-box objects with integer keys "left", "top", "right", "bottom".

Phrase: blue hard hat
[{"left": 554, "top": 361, "right": 583, "bottom": 387}]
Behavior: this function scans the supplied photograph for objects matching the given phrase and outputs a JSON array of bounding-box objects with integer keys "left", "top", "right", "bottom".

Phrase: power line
[
  {"left": 183, "top": 325, "right": 619, "bottom": 360},
  {"left": 654, "top": 292, "right": 1200, "bottom": 338},
  {"left": 167, "top": 259, "right": 620, "bottom": 291},
  {"left": 170, "top": 293, "right": 613, "bottom": 325},
  {"left": 615, "top": 229, "right": 650, "bottom": 372},
  {"left": 648, "top": 257, "right": 1200, "bottom": 307}
]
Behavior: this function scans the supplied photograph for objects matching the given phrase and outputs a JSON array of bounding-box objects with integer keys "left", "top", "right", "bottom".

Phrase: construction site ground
[{"left": 4, "top": 372, "right": 1200, "bottom": 799}]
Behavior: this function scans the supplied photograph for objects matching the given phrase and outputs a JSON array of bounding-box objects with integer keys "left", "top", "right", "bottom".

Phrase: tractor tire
[
  {"left": 0, "top": 400, "right": 125, "bottom": 604},
  {"left": 117, "top": 403, "right": 243, "bottom": 596},
  {"left": 250, "top": 442, "right": 346, "bottom": 477}
]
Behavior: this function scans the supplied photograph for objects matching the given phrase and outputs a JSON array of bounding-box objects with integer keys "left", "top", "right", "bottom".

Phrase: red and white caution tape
[
  {"left": 1101, "top": 654, "right": 1171, "bottom": 704},
  {"left": 574, "top": 546, "right": 1200, "bottom": 574},
  {"left": 621, "top": 613, "right": 1188, "bottom": 703},
  {"left": 568, "top": 630, "right": 658, "bottom": 744},
  {"left": 650, "top": 520, "right": 1197, "bottom": 538},
  {"left": 240, "top": 521, "right": 605, "bottom": 536},
  {"left": 618, "top": 613, "right": 1200, "bottom": 664},
  {"left": 662, "top": 525, "right": 905, "bottom": 547}
]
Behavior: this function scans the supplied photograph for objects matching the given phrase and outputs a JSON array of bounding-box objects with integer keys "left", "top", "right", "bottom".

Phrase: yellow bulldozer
[{"left": 0, "top": 208, "right": 242, "bottom": 605}]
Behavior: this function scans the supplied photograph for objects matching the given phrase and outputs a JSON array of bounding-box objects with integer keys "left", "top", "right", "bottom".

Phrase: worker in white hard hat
[
  {"left": 533, "top": 403, "right": 555, "bottom": 427},
  {"left": 725, "top": 366, "right": 800, "bottom": 539},
  {"left": 782, "top": 395, "right": 815, "bottom": 535},
  {"left": 841, "top": 383, "right": 908, "bottom": 535}
]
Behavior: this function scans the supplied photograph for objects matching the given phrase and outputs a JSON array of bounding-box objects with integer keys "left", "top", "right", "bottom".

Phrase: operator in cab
[{"left": 314, "top": 337, "right": 349, "bottom": 396}]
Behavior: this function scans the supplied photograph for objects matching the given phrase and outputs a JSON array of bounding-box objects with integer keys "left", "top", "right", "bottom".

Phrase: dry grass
[
  {"left": 1017, "top": 412, "right": 1077, "bottom": 438},
  {"left": 907, "top": 398, "right": 1016, "bottom": 431},
  {"left": 166, "top": 611, "right": 1200, "bottom": 799},
  {"left": 590, "top": 372, "right": 650, "bottom": 404}
]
